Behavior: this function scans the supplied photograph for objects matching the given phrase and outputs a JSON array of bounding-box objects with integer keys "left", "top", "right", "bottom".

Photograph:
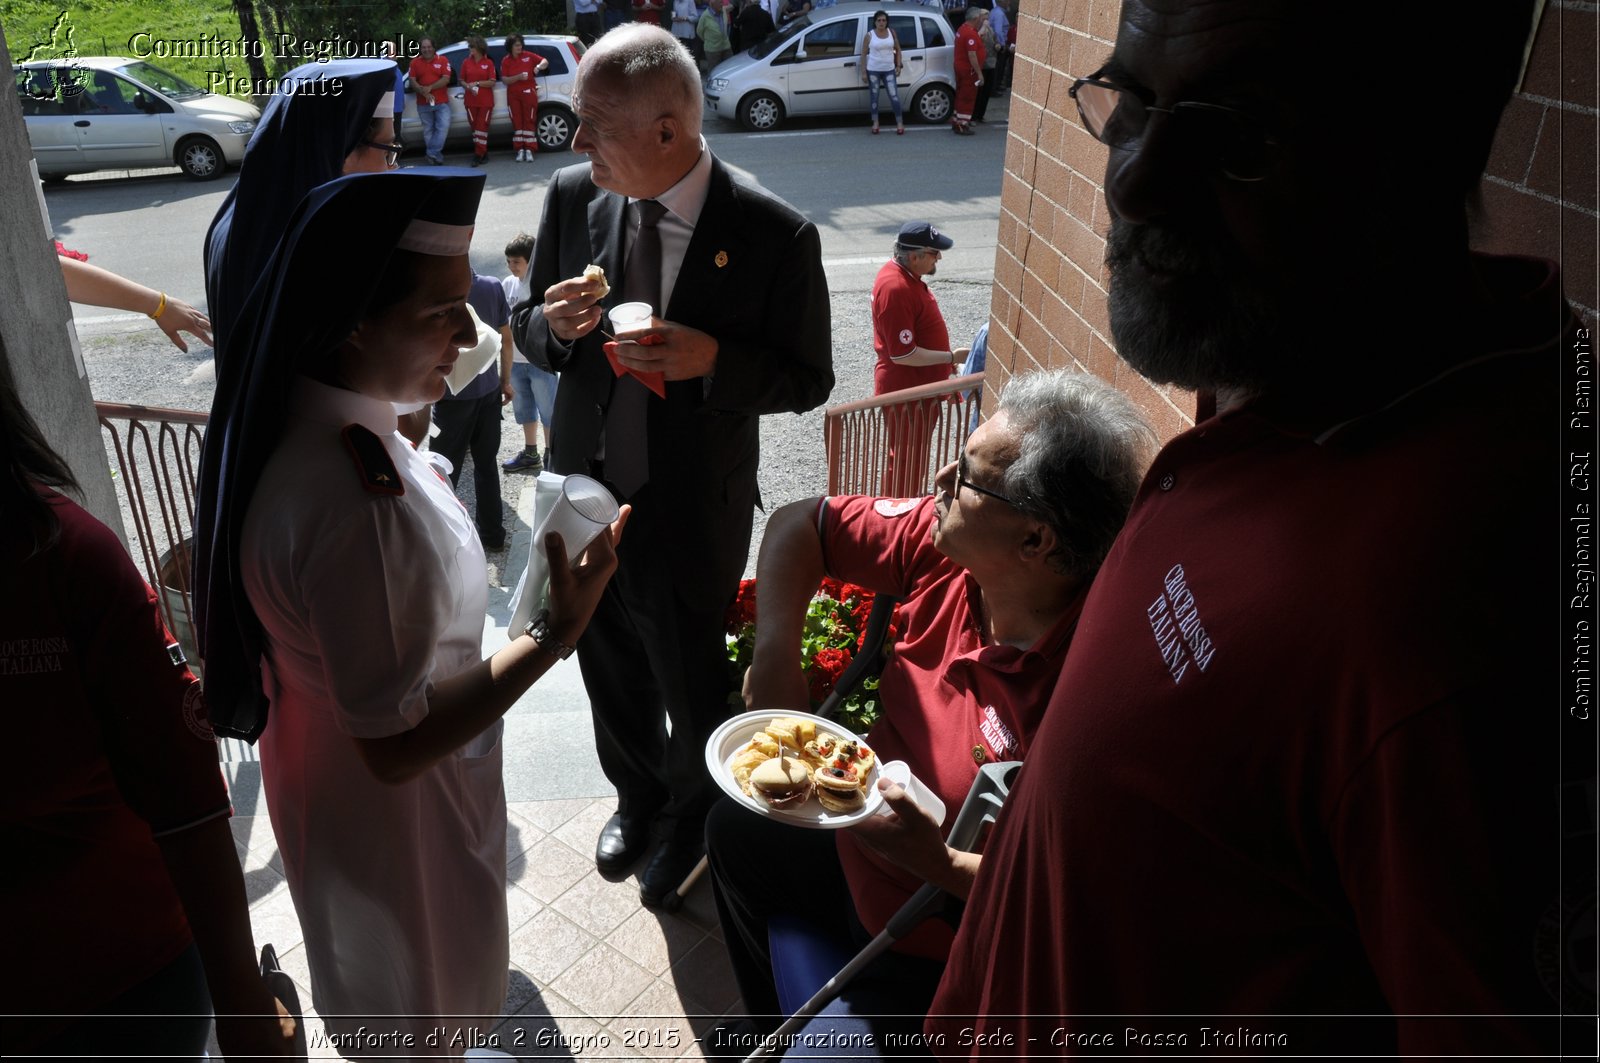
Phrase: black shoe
[
  {"left": 480, "top": 530, "right": 507, "bottom": 551},
  {"left": 595, "top": 813, "right": 650, "bottom": 876},
  {"left": 639, "top": 837, "right": 705, "bottom": 908}
]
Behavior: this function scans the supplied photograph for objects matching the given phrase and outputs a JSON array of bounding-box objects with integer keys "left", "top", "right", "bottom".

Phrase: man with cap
[
  {"left": 193, "top": 169, "right": 626, "bottom": 1047},
  {"left": 872, "top": 221, "right": 968, "bottom": 496},
  {"left": 513, "top": 24, "right": 833, "bottom": 907}
]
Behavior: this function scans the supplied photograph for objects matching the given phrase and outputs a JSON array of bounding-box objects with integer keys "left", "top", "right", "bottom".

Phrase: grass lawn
[{"left": 2, "top": 0, "right": 261, "bottom": 99}]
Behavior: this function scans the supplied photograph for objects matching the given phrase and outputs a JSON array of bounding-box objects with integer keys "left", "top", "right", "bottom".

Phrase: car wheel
[
  {"left": 176, "top": 136, "right": 224, "bottom": 180},
  {"left": 912, "top": 84, "right": 954, "bottom": 125},
  {"left": 737, "top": 91, "right": 784, "bottom": 132},
  {"left": 536, "top": 106, "right": 575, "bottom": 152}
]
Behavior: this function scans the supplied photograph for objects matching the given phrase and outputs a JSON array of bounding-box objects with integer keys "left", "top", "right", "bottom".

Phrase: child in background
[{"left": 501, "top": 232, "right": 558, "bottom": 474}]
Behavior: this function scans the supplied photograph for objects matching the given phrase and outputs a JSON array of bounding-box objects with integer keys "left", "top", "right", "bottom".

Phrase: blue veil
[
  {"left": 203, "top": 58, "right": 397, "bottom": 361},
  {"left": 194, "top": 169, "right": 486, "bottom": 739}
]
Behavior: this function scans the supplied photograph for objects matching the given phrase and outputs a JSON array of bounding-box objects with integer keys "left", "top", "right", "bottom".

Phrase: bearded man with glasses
[{"left": 927, "top": 0, "right": 1578, "bottom": 1056}]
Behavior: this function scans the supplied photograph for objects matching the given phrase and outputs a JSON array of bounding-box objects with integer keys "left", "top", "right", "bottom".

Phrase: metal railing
[
  {"left": 823, "top": 372, "right": 984, "bottom": 497},
  {"left": 96, "top": 401, "right": 207, "bottom": 675}
]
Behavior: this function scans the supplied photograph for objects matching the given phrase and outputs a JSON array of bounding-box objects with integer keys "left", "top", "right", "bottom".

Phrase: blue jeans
[
  {"left": 416, "top": 101, "right": 449, "bottom": 160},
  {"left": 509, "top": 360, "right": 558, "bottom": 427},
  {"left": 867, "top": 69, "right": 902, "bottom": 126}
]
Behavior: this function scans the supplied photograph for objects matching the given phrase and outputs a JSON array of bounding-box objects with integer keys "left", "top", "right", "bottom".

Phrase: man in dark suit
[{"left": 513, "top": 24, "right": 834, "bottom": 906}]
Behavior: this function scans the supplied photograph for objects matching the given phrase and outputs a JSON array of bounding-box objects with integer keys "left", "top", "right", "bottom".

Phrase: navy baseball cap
[{"left": 897, "top": 221, "right": 954, "bottom": 251}]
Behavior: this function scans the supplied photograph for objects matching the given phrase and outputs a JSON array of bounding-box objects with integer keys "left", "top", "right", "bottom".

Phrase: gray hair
[
  {"left": 995, "top": 370, "right": 1157, "bottom": 581},
  {"left": 965, "top": 7, "right": 986, "bottom": 24},
  {"left": 891, "top": 240, "right": 916, "bottom": 267},
  {"left": 581, "top": 24, "right": 703, "bottom": 136}
]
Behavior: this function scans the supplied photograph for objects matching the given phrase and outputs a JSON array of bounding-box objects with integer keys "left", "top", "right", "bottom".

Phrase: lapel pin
[{"left": 714, "top": 250, "right": 729, "bottom": 268}]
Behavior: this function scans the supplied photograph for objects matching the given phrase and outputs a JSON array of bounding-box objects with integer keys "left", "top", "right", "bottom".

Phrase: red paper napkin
[{"left": 602, "top": 335, "right": 667, "bottom": 398}]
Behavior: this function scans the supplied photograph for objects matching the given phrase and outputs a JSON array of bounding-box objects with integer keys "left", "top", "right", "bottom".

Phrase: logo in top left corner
[{"left": 23, "top": 12, "right": 88, "bottom": 101}]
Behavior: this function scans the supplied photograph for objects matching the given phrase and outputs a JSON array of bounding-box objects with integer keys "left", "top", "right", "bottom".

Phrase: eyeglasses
[
  {"left": 362, "top": 139, "right": 404, "bottom": 167},
  {"left": 1068, "top": 74, "right": 1281, "bottom": 182},
  {"left": 956, "top": 451, "right": 1023, "bottom": 508}
]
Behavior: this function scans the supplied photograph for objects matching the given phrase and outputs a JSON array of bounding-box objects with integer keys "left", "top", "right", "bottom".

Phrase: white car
[
  {"left": 706, "top": 1, "right": 956, "bottom": 131},
  {"left": 399, "top": 35, "right": 584, "bottom": 154},
  {"left": 13, "top": 56, "right": 260, "bottom": 180}
]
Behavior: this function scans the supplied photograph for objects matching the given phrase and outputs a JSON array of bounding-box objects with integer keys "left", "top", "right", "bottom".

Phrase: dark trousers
[
  {"left": 972, "top": 70, "right": 995, "bottom": 121},
  {"left": 575, "top": 480, "right": 737, "bottom": 843},
  {"left": 575, "top": 11, "right": 603, "bottom": 45},
  {"left": 431, "top": 391, "right": 505, "bottom": 543},
  {"left": 705, "top": 800, "right": 942, "bottom": 1054}
]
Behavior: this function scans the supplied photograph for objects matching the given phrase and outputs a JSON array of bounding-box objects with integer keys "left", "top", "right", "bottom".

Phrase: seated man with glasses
[
  {"left": 929, "top": 0, "right": 1574, "bottom": 1055},
  {"left": 705, "top": 369, "right": 1154, "bottom": 1053}
]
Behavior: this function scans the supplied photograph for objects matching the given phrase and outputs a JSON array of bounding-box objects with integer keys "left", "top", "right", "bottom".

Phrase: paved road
[{"left": 47, "top": 101, "right": 1008, "bottom": 803}]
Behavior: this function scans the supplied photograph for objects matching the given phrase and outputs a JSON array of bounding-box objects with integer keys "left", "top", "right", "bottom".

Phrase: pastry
[
  {"left": 813, "top": 763, "right": 866, "bottom": 813},
  {"left": 582, "top": 262, "right": 609, "bottom": 298}
]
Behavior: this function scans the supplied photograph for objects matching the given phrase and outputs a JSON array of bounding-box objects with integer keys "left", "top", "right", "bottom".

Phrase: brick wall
[
  {"left": 1478, "top": 0, "right": 1598, "bottom": 330},
  {"left": 984, "top": 0, "right": 1598, "bottom": 442}
]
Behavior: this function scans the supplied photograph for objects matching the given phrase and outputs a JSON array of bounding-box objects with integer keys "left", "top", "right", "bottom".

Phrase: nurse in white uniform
[{"left": 193, "top": 171, "right": 625, "bottom": 1056}]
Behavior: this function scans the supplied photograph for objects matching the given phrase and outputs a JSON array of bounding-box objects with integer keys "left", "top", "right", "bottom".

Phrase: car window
[
  {"left": 15, "top": 69, "right": 64, "bottom": 116},
  {"left": 529, "top": 44, "right": 567, "bottom": 76},
  {"left": 800, "top": 17, "right": 860, "bottom": 59},
  {"left": 116, "top": 60, "right": 204, "bottom": 100},
  {"left": 751, "top": 17, "right": 808, "bottom": 60},
  {"left": 920, "top": 17, "right": 948, "bottom": 48},
  {"left": 74, "top": 71, "right": 143, "bottom": 115},
  {"left": 889, "top": 14, "right": 918, "bottom": 48}
]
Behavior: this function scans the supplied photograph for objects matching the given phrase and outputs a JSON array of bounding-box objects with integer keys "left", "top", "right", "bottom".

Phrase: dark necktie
[{"left": 605, "top": 198, "right": 666, "bottom": 498}]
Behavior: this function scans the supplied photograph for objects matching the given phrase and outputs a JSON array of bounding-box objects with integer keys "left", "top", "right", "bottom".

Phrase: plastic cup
[
  {"left": 533, "top": 474, "right": 619, "bottom": 567},
  {"left": 608, "top": 301, "right": 653, "bottom": 332},
  {"left": 875, "top": 760, "right": 949, "bottom": 827}
]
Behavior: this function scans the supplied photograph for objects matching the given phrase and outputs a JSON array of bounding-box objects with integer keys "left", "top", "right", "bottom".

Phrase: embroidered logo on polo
[
  {"left": 873, "top": 498, "right": 919, "bottom": 517},
  {"left": 978, "top": 704, "right": 1019, "bottom": 759},
  {"left": 1146, "top": 563, "right": 1217, "bottom": 685},
  {"left": 182, "top": 681, "right": 214, "bottom": 741},
  {"left": 898, "top": 328, "right": 914, "bottom": 346}
]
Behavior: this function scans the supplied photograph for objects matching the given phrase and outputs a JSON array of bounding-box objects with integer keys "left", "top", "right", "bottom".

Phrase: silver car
[
  {"left": 399, "top": 35, "right": 584, "bottom": 154},
  {"left": 14, "top": 56, "right": 260, "bottom": 180},
  {"left": 706, "top": 1, "right": 956, "bottom": 131}
]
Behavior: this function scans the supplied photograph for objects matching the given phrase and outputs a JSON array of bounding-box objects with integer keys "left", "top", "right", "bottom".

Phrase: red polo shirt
[
  {"left": 822, "top": 494, "right": 1083, "bottom": 960},
  {"left": 872, "top": 259, "right": 954, "bottom": 396},
  {"left": 459, "top": 55, "right": 496, "bottom": 106},
  {"left": 408, "top": 54, "right": 452, "bottom": 104},
  {"left": 501, "top": 50, "right": 538, "bottom": 94},
  {"left": 3, "top": 489, "right": 229, "bottom": 1046},
  {"left": 926, "top": 255, "right": 1569, "bottom": 1057}
]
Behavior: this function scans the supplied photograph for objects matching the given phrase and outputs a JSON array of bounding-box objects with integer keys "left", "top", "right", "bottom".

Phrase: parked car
[
  {"left": 399, "top": 34, "right": 585, "bottom": 154},
  {"left": 13, "top": 56, "right": 260, "bottom": 180},
  {"left": 705, "top": 1, "right": 955, "bottom": 131}
]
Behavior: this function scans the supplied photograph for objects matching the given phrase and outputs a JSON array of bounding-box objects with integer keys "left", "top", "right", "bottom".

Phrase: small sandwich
[
  {"left": 748, "top": 755, "right": 813, "bottom": 811},
  {"left": 582, "top": 262, "right": 610, "bottom": 298},
  {"left": 813, "top": 764, "right": 866, "bottom": 814}
]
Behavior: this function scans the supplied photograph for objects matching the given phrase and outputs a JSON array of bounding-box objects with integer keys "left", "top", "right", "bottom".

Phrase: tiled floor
[{"left": 228, "top": 799, "right": 743, "bottom": 1060}]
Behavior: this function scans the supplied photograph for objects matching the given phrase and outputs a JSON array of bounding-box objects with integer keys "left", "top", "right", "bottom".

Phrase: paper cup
[
  {"left": 608, "top": 301, "right": 653, "bottom": 331},
  {"left": 533, "top": 474, "right": 619, "bottom": 567}
]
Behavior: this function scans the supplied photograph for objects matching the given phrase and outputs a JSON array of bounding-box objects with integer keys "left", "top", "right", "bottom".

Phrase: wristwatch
[{"left": 523, "top": 609, "right": 576, "bottom": 660}]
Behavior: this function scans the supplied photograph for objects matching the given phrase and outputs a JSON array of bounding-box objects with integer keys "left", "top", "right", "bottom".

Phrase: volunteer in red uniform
[
  {"left": 703, "top": 370, "right": 1154, "bottom": 1052},
  {"left": 871, "top": 221, "right": 965, "bottom": 497},
  {"left": 501, "top": 34, "right": 548, "bottom": 163},
  {"left": 460, "top": 36, "right": 497, "bottom": 167},
  {"left": 952, "top": 7, "right": 985, "bottom": 134},
  {"left": 407, "top": 37, "right": 453, "bottom": 165}
]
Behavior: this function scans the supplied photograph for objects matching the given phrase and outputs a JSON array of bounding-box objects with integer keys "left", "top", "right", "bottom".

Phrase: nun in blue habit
[
  {"left": 192, "top": 169, "right": 624, "bottom": 1043},
  {"left": 203, "top": 58, "right": 399, "bottom": 361}
]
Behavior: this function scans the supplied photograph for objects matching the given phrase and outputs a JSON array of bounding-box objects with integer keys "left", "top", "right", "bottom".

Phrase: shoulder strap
[{"left": 341, "top": 424, "right": 405, "bottom": 496}]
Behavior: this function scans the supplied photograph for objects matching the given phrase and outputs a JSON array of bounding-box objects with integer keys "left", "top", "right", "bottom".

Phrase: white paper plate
[{"left": 705, "top": 709, "right": 883, "bottom": 829}]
